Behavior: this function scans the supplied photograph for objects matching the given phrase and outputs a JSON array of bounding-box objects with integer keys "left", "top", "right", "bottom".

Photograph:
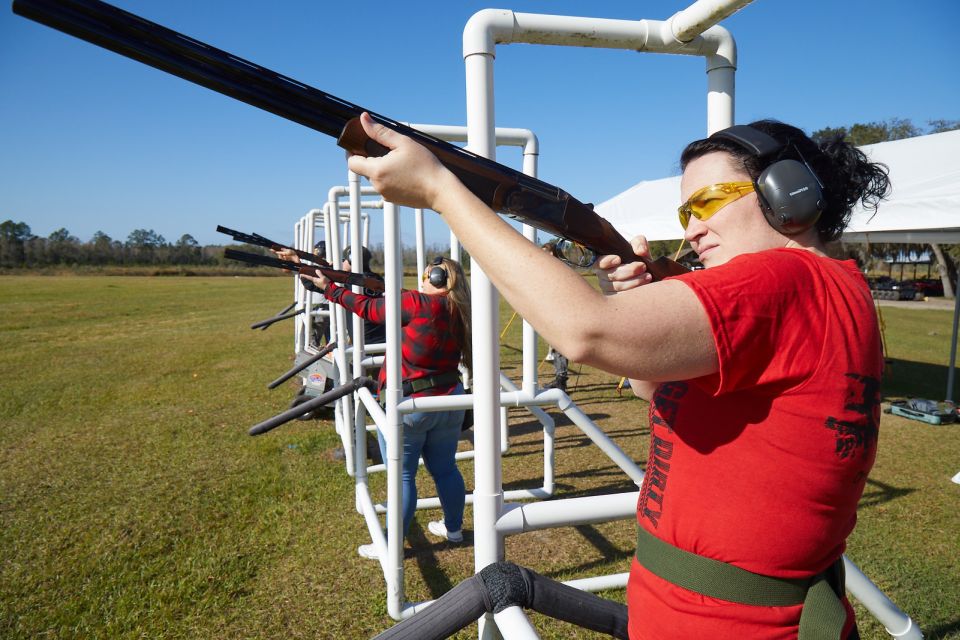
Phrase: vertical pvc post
[
  {"left": 947, "top": 290, "right": 960, "bottom": 402},
  {"left": 348, "top": 178, "right": 372, "bottom": 487},
  {"left": 382, "top": 201, "right": 406, "bottom": 619},
  {"left": 450, "top": 230, "right": 462, "bottom": 263},
  {"left": 302, "top": 214, "right": 314, "bottom": 352},
  {"left": 465, "top": 48, "right": 505, "bottom": 640},
  {"left": 293, "top": 218, "right": 305, "bottom": 353},
  {"left": 415, "top": 208, "right": 426, "bottom": 291},
  {"left": 349, "top": 173, "right": 365, "bottom": 379},
  {"left": 703, "top": 32, "right": 736, "bottom": 135},
  {"left": 520, "top": 148, "right": 539, "bottom": 396},
  {"left": 328, "top": 193, "right": 357, "bottom": 477}
]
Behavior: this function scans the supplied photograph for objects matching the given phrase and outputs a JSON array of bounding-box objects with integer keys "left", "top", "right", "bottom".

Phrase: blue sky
[{"left": 1, "top": 0, "right": 958, "bottom": 248}]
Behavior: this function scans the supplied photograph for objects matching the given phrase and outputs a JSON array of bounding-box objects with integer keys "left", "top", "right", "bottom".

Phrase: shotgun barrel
[{"left": 13, "top": 0, "right": 688, "bottom": 279}]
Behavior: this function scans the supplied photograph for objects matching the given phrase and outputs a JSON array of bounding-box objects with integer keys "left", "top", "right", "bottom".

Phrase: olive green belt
[
  {"left": 402, "top": 371, "right": 460, "bottom": 396},
  {"left": 635, "top": 526, "right": 847, "bottom": 639}
]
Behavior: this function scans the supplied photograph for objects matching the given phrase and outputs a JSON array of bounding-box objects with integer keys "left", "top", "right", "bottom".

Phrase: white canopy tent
[{"left": 596, "top": 128, "right": 960, "bottom": 244}]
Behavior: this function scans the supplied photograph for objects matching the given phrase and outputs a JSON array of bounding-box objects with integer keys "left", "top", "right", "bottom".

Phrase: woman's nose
[{"left": 683, "top": 216, "right": 707, "bottom": 244}]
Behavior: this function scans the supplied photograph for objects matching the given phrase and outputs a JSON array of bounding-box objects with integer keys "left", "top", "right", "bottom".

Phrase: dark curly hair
[{"left": 679, "top": 120, "right": 891, "bottom": 242}]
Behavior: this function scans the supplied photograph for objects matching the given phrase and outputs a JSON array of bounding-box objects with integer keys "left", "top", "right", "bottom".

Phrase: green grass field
[{"left": 1, "top": 276, "right": 958, "bottom": 639}]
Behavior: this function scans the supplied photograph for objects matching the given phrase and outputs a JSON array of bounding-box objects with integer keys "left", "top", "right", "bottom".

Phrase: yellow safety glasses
[{"left": 678, "top": 181, "right": 755, "bottom": 229}]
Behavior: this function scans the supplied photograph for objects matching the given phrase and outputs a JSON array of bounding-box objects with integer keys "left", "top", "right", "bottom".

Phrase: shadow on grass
[
  {"left": 538, "top": 524, "right": 633, "bottom": 579},
  {"left": 500, "top": 430, "right": 625, "bottom": 459},
  {"left": 925, "top": 618, "right": 960, "bottom": 640},
  {"left": 857, "top": 477, "right": 916, "bottom": 509},
  {"left": 554, "top": 479, "right": 640, "bottom": 499},
  {"left": 407, "top": 522, "right": 464, "bottom": 600},
  {"left": 506, "top": 411, "right": 642, "bottom": 433},
  {"left": 568, "top": 385, "right": 640, "bottom": 408},
  {"left": 882, "top": 358, "right": 956, "bottom": 400}
]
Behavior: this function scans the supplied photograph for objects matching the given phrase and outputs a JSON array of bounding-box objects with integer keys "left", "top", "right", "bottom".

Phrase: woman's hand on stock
[
  {"left": 594, "top": 235, "right": 654, "bottom": 295},
  {"left": 346, "top": 112, "right": 454, "bottom": 211}
]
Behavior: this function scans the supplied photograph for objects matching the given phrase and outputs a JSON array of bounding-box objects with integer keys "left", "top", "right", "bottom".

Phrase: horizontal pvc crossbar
[
  {"left": 562, "top": 572, "right": 630, "bottom": 593},
  {"left": 496, "top": 492, "right": 638, "bottom": 535}
]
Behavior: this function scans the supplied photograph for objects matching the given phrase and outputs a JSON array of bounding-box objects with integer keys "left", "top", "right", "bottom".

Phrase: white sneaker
[
  {"left": 428, "top": 520, "right": 463, "bottom": 543},
  {"left": 358, "top": 543, "right": 379, "bottom": 560}
]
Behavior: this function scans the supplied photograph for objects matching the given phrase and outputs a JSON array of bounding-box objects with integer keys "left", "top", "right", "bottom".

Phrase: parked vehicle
[
  {"left": 908, "top": 278, "right": 945, "bottom": 297},
  {"left": 868, "top": 276, "right": 919, "bottom": 301}
]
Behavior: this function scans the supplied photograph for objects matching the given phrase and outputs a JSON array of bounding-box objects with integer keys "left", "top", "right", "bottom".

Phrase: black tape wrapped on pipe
[
  {"left": 267, "top": 342, "right": 337, "bottom": 390},
  {"left": 370, "top": 561, "right": 628, "bottom": 640},
  {"left": 249, "top": 376, "right": 377, "bottom": 436},
  {"left": 250, "top": 307, "right": 304, "bottom": 330}
]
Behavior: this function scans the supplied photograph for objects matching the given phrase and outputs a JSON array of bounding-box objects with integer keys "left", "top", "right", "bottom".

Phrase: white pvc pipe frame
[
  {"left": 327, "top": 124, "right": 585, "bottom": 621},
  {"left": 295, "top": 196, "right": 384, "bottom": 478},
  {"left": 367, "top": 122, "right": 554, "bottom": 490},
  {"left": 294, "top": 202, "right": 378, "bottom": 355},
  {"left": 460, "top": 2, "right": 921, "bottom": 639}
]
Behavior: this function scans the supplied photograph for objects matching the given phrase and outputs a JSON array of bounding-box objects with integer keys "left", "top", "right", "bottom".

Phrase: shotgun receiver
[{"left": 13, "top": 0, "right": 689, "bottom": 280}]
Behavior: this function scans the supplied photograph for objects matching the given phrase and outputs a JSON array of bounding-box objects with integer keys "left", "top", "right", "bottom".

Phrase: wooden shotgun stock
[{"left": 13, "top": 0, "right": 689, "bottom": 281}]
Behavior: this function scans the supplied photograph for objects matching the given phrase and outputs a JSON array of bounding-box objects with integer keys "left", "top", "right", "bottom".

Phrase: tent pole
[{"left": 947, "top": 290, "right": 960, "bottom": 403}]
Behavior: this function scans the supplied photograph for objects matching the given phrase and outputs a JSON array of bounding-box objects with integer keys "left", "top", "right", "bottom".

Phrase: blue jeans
[{"left": 378, "top": 384, "right": 466, "bottom": 538}]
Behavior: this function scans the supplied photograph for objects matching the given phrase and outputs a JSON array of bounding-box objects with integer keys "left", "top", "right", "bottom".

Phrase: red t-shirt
[{"left": 627, "top": 249, "right": 882, "bottom": 640}]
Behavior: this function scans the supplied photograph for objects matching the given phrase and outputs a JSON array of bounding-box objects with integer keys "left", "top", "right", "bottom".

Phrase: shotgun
[
  {"left": 12, "top": 0, "right": 689, "bottom": 280},
  {"left": 217, "top": 225, "right": 322, "bottom": 267},
  {"left": 224, "top": 248, "right": 386, "bottom": 294},
  {"left": 217, "top": 225, "right": 386, "bottom": 293}
]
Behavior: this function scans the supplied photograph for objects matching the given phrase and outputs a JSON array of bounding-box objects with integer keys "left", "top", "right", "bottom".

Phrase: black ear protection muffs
[
  {"left": 427, "top": 256, "right": 448, "bottom": 288},
  {"left": 709, "top": 125, "right": 825, "bottom": 235}
]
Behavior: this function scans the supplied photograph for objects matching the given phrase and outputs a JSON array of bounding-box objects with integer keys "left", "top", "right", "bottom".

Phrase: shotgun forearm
[{"left": 13, "top": 0, "right": 689, "bottom": 280}]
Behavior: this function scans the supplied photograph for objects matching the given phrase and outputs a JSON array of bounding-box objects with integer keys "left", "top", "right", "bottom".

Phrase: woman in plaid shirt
[{"left": 301, "top": 256, "right": 472, "bottom": 559}]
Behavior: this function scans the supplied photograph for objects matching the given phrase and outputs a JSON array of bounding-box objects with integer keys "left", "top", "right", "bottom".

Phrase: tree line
[
  {"left": 0, "top": 224, "right": 226, "bottom": 268},
  {"left": 0, "top": 221, "right": 459, "bottom": 273}
]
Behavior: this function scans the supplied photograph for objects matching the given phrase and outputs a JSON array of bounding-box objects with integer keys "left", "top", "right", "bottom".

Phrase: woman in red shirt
[{"left": 349, "top": 113, "right": 890, "bottom": 639}]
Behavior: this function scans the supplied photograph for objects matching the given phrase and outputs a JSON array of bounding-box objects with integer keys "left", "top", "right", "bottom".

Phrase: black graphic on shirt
[
  {"left": 824, "top": 373, "right": 880, "bottom": 460},
  {"left": 650, "top": 381, "right": 688, "bottom": 434},
  {"left": 639, "top": 382, "right": 686, "bottom": 528}
]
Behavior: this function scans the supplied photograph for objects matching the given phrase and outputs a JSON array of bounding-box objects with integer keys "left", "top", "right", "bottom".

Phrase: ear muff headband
[
  {"left": 709, "top": 125, "right": 824, "bottom": 235},
  {"left": 428, "top": 256, "right": 448, "bottom": 288}
]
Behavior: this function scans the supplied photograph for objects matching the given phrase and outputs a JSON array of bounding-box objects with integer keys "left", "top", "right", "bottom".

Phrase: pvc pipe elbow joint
[{"left": 463, "top": 8, "right": 515, "bottom": 58}]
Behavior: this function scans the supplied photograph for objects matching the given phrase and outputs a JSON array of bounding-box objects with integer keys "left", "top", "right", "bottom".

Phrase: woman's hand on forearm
[
  {"left": 301, "top": 272, "right": 330, "bottom": 291},
  {"left": 346, "top": 112, "right": 457, "bottom": 211},
  {"left": 272, "top": 247, "right": 300, "bottom": 264}
]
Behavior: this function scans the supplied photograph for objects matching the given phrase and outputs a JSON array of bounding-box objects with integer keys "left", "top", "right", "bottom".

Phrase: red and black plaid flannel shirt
[{"left": 324, "top": 283, "right": 462, "bottom": 397}]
